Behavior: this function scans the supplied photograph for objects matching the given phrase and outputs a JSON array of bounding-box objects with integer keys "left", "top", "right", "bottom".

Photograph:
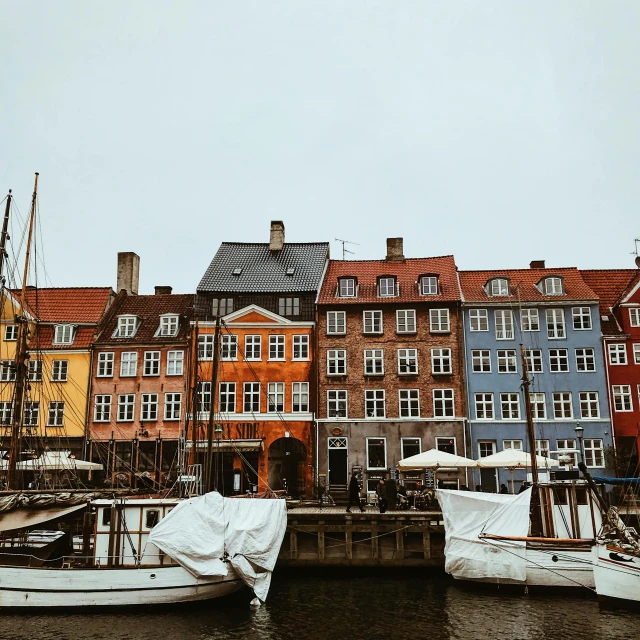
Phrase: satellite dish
[{"left": 636, "top": 256, "right": 640, "bottom": 268}]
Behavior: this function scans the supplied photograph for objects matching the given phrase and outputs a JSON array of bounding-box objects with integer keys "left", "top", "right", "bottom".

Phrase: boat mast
[
  {"left": 0, "top": 190, "right": 12, "bottom": 282},
  {"left": 7, "top": 173, "right": 39, "bottom": 490},
  {"left": 205, "top": 314, "right": 222, "bottom": 493},
  {"left": 520, "top": 343, "right": 543, "bottom": 536}
]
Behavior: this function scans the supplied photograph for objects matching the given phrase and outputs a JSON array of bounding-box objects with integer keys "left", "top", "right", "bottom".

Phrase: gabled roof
[
  {"left": 580, "top": 269, "right": 640, "bottom": 336},
  {"left": 459, "top": 268, "right": 598, "bottom": 303},
  {"left": 17, "top": 287, "right": 114, "bottom": 323},
  {"left": 317, "top": 255, "right": 461, "bottom": 304},
  {"left": 94, "top": 294, "right": 194, "bottom": 345},
  {"left": 197, "top": 242, "right": 330, "bottom": 294},
  {"left": 223, "top": 304, "right": 292, "bottom": 324}
]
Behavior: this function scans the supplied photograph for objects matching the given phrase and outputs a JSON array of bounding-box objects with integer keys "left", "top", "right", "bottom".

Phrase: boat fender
[{"left": 250, "top": 597, "right": 262, "bottom": 607}]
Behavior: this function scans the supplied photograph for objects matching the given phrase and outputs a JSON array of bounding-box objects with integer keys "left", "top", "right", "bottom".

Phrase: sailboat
[
  {"left": 437, "top": 345, "right": 602, "bottom": 589},
  {"left": 0, "top": 176, "right": 287, "bottom": 607}
]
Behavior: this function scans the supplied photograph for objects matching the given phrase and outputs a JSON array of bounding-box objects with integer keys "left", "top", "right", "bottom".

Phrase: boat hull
[
  {"left": 593, "top": 544, "right": 640, "bottom": 605},
  {"left": 0, "top": 564, "right": 244, "bottom": 608}
]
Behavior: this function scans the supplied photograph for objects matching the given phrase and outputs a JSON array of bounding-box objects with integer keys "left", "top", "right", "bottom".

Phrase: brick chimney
[
  {"left": 530, "top": 260, "right": 546, "bottom": 269},
  {"left": 154, "top": 286, "right": 172, "bottom": 295},
  {"left": 386, "top": 237, "right": 405, "bottom": 262},
  {"left": 117, "top": 252, "right": 140, "bottom": 295},
  {"left": 269, "top": 221, "right": 285, "bottom": 252}
]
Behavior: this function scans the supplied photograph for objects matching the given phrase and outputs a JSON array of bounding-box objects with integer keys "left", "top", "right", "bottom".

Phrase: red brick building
[
  {"left": 316, "top": 239, "right": 467, "bottom": 497},
  {"left": 88, "top": 269, "right": 193, "bottom": 488},
  {"left": 582, "top": 269, "right": 640, "bottom": 475}
]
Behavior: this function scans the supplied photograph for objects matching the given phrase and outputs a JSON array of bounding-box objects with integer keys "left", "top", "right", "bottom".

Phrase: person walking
[
  {"left": 376, "top": 478, "right": 387, "bottom": 513},
  {"left": 346, "top": 471, "right": 364, "bottom": 513}
]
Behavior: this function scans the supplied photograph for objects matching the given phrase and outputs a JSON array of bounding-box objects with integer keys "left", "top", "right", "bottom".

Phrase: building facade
[
  {"left": 194, "top": 221, "right": 329, "bottom": 497},
  {"left": 0, "top": 287, "right": 114, "bottom": 461},
  {"left": 460, "top": 263, "right": 615, "bottom": 491},
  {"left": 88, "top": 258, "right": 193, "bottom": 489},
  {"left": 316, "top": 240, "right": 467, "bottom": 497},
  {"left": 582, "top": 269, "right": 640, "bottom": 476}
]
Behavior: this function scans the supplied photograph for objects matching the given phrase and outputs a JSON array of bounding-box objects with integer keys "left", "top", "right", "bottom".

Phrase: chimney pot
[
  {"left": 154, "top": 286, "right": 172, "bottom": 295},
  {"left": 386, "top": 237, "right": 405, "bottom": 262},
  {"left": 117, "top": 252, "right": 140, "bottom": 295},
  {"left": 269, "top": 221, "right": 285, "bottom": 252},
  {"left": 530, "top": 260, "right": 546, "bottom": 269}
]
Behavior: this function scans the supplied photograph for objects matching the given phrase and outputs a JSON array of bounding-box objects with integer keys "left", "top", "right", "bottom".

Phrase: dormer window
[
  {"left": 338, "top": 278, "right": 356, "bottom": 298},
  {"left": 158, "top": 314, "right": 179, "bottom": 337},
  {"left": 378, "top": 276, "right": 397, "bottom": 297},
  {"left": 53, "top": 324, "right": 76, "bottom": 345},
  {"left": 489, "top": 278, "right": 510, "bottom": 297},
  {"left": 114, "top": 315, "right": 138, "bottom": 338},
  {"left": 420, "top": 275, "right": 439, "bottom": 296},
  {"left": 543, "top": 277, "right": 564, "bottom": 296}
]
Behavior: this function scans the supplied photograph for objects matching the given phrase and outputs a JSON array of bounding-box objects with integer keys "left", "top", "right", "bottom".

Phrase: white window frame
[
  {"left": 421, "top": 276, "right": 438, "bottom": 296},
  {"left": 327, "top": 349, "right": 346, "bottom": 375},
  {"left": 268, "top": 335, "right": 285, "bottom": 361},
  {"left": 292, "top": 382, "right": 309, "bottom": 413},
  {"left": 53, "top": 324, "right": 75, "bottom": 345},
  {"left": 94, "top": 395, "right": 112, "bottom": 422},
  {"left": 630, "top": 308, "right": 640, "bottom": 327},
  {"left": 0, "top": 360, "right": 15, "bottom": 382},
  {"left": 143, "top": 351, "right": 161, "bottom": 376},
  {"left": 164, "top": 392, "right": 182, "bottom": 421},
  {"left": 549, "top": 348, "right": 570, "bottom": 373},
  {"left": 503, "top": 439, "right": 523, "bottom": 451},
  {"left": 243, "top": 382, "right": 261, "bottom": 413},
  {"left": 47, "top": 401, "right": 65, "bottom": 427},
  {"left": 97, "top": 352, "right": 115, "bottom": 377},
  {"left": 634, "top": 343, "right": 640, "bottom": 365},
  {"left": 4, "top": 325, "right": 17, "bottom": 341},
  {"left": 469, "top": 309, "right": 488, "bottom": 332},
  {"left": 327, "top": 390, "right": 348, "bottom": 418},
  {"left": 197, "top": 382, "right": 212, "bottom": 413},
  {"left": 500, "top": 393, "right": 521, "bottom": 420},
  {"left": 536, "top": 439, "right": 550, "bottom": 458},
  {"left": 243, "top": 335, "right": 262, "bottom": 361},
  {"left": 327, "top": 311, "right": 346, "bottom": 335},
  {"left": 339, "top": 278, "right": 356, "bottom": 298},
  {"left": 530, "top": 393, "right": 546, "bottom": 420},
  {"left": 572, "top": 307, "right": 592, "bottom": 330},
  {"left": 608, "top": 343, "right": 627, "bottom": 365},
  {"left": 141, "top": 393, "right": 159, "bottom": 422},
  {"left": 612, "top": 385, "right": 633, "bottom": 412},
  {"left": 378, "top": 277, "right": 396, "bottom": 297},
  {"left": 198, "top": 335, "right": 214, "bottom": 361},
  {"left": 219, "top": 382, "right": 236, "bottom": 414},
  {"left": 478, "top": 441, "right": 496, "bottom": 458},
  {"left": 166, "top": 350, "right": 184, "bottom": 376},
  {"left": 267, "top": 382, "right": 284, "bottom": 413},
  {"left": 292, "top": 335, "right": 309, "bottom": 361},
  {"left": 114, "top": 316, "right": 138, "bottom": 338},
  {"left": 494, "top": 310, "right": 514, "bottom": 340},
  {"left": 398, "top": 348, "right": 418, "bottom": 375},
  {"left": 546, "top": 308, "right": 566, "bottom": 340},
  {"left": 363, "top": 310, "right": 383, "bottom": 334},
  {"left": 365, "top": 389, "right": 386, "bottom": 418},
  {"left": 399, "top": 389, "right": 420, "bottom": 418},
  {"left": 431, "top": 348, "right": 452, "bottom": 374},
  {"left": 520, "top": 308, "right": 540, "bottom": 332},
  {"left": 28, "top": 359, "right": 42, "bottom": 381},
  {"left": 364, "top": 349, "right": 384, "bottom": 375},
  {"left": 552, "top": 392, "right": 573, "bottom": 419},
  {"left": 117, "top": 394, "right": 135, "bottom": 422},
  {"left": 51, "top": 359, "right": 68, "bottom": 382},
  {"left": 525, "top": 348, "right": 543, "bottom": 373},
  {"left": 433, "top": 388, "right": 455, "bottom": 418},
  {"left": 430, "top": 309, "right": 450, "bottom": 333},
  {"left": 544, "top": 277, "right": 563, "bottom": 296},
  {"left": 575, "top": 348, "right": 596, "bottom": 372},
  {"left": 396, "top": 310, "right": 416, "bottom": 334},
  {"left": 220, "top": 334, "right": 238, "bottom": 361},
  {"left": 490, "top": 278, "right": 509, "bottom": 296},
  {"left": 471, "top": 349, "right": 491, "bottom": 373},
  {"left": 158, "top": 314, "right": 179, "bottom": 337},
  {"left": 120, "top": 352, "right": 138, "bottom": 377},
  {"left": 579, "top": 391, "right": 600, "bottom": 419},
  {"left": 497, "top": 349, "right": 517, "bottom": 374},
  {"left": 475, "top": 393, "right": 494, "bottom": 420},
  {"left": 584, "top": 439, "right": 604, "bottom": 468}
]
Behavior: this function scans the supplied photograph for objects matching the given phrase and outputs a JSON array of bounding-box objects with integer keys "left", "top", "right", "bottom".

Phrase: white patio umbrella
[
  {"left": 477, "top": 450, "right": 557, "bottom": 493},
  {"left": 398, "top": 448, "right": 478, "bottom": 488},
  {"left": 18, "top": 451, "right": 103, "bottom": 471}
]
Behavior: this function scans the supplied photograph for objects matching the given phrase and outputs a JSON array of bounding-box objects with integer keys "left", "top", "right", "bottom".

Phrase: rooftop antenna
[
  {"left": 335, "top": 238, "right": 359, "bottom": 260},
  {"left": 632, "top": 238, "right": 640, "bottom": 268}
]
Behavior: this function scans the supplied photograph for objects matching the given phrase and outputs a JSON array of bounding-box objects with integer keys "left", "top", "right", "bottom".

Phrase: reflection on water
[{"left": 0, "top": 572, "right": 636, "bottom": 640}]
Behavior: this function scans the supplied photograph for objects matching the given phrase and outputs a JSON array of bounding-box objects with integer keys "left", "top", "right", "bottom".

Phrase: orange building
[{"left": 195, "top": 305, "right": 315, "bottom": 496}]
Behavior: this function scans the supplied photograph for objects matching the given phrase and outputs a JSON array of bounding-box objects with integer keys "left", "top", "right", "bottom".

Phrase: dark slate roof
[{"left": 197, "top": 242, "right": 330, "bottom": 294}]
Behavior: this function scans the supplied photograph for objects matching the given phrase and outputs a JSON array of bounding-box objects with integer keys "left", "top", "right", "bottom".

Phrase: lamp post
[{"left": 574, "top": 422, "right": 584, "bottom": 465}]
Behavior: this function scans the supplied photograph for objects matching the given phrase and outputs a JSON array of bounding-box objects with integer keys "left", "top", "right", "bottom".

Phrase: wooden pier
[{"left": 280, "top": 506, "right": 446, "bottom": 567}]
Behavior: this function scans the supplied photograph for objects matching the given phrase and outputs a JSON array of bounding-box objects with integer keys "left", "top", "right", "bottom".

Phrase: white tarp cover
[
  {"left": 436, "top": 488, "right": 532, "bottom": 582},
  {"left": 148, "top": 491, "right": 287, "bottom": 601}
]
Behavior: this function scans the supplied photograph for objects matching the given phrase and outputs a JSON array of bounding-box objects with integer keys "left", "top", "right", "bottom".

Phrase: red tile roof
[
  {"left": 17, "top": 287, "right": 114, "bottom": 323},
  {"left": 317, "top": 256, "right": 461, "bottom": 304},
  {"left": 95, "top": 293, "right": 194, "bottom": 345},
  {"left": 580, "top": 269, "right": 640, "bottom": 336},
  {"left": 32, "top": 326, "right": 97, "bottom": 350},
  {"left": 459, "top": 268, "right": 598, "bottom": 303}
]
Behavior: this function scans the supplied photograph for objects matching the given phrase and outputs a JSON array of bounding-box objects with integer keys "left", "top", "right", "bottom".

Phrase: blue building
[{"left": 460, "top": 263, "right": 614, "bottom": 491}]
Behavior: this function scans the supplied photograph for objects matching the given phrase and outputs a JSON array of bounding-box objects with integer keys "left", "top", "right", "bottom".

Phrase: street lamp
[{"left": 574, "top": 422, "right": 584, "bottom": 464}]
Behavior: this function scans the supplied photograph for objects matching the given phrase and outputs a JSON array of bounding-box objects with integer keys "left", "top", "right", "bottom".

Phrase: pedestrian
[
  {"left": 346, "top": 471, "right": 364, "bottom": 513},
  {"left": 499, "top": 483, "right": 509, "bottom": 494},
  {"left": 376, "top": 478, "right": 387, "bottom": 513},
  {"left": 518, "top": 481, "right": 530, "bottom": 494}
]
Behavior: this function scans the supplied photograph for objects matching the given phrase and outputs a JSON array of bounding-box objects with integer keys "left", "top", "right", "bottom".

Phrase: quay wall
[{"left": 279, "top": 508, "right": 446, "bottom": 567}]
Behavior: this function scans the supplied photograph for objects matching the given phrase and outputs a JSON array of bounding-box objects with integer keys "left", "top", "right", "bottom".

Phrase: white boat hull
[
  {"left": 0, "top": 564, "right": 244, "bottom": 608},
  {"left": 593, "top": 543, "right": 640, "bottom": 604}
]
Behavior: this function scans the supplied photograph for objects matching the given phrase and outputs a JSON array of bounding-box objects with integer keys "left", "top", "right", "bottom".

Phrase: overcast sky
[{"left": 2, "top": 2, "right": 639, "bottom": 294}]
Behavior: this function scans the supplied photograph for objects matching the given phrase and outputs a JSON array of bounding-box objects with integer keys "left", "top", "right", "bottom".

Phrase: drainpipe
[
  {"left": 459, "top": 288, "right": 473, "bottom": 488},
  {"left": 602, "top": 335, "right": 617, "bottom": 468}
]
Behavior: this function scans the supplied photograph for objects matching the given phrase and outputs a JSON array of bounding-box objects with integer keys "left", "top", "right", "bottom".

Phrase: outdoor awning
[
  {"left": 186, "top": 439, "right": 263, "bottom": 452},
  {"left": 398, "top": 448, "right": 478, "bottom": 470},
  {"left": 0, "top": 503, "right": 87, "bottom": 533}
]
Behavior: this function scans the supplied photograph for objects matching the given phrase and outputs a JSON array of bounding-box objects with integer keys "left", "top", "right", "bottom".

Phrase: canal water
[{"left": 0, "top": 572, "right": 636, "bottom": 640}]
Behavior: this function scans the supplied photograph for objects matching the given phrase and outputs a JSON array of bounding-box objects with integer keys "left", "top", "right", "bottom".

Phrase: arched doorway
[{"left": 268, "top": 437, "right": 307, "bottom": 497}]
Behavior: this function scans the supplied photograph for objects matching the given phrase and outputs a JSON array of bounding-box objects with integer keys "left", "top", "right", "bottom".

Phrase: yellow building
[{"left": 0, "top": 287, "right": 114, "bottom": 457}]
